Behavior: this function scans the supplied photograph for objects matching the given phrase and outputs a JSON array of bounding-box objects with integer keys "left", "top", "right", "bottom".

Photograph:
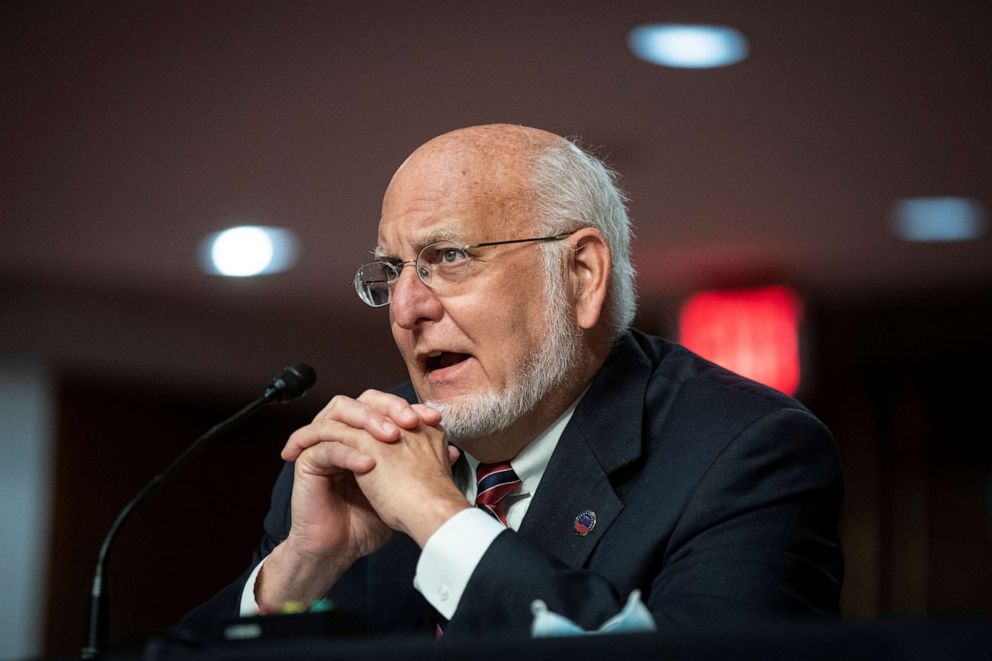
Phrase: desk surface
[{"left": 119, "top": 620, "right": 992, "bottom": 661}]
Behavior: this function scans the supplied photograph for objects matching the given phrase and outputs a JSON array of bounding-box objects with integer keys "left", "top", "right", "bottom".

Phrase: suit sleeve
[{"left": 445, "top": 407, "right": 843, "bottom": 636}]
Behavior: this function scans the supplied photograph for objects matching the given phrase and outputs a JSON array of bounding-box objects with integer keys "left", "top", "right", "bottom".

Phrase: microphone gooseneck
[{"left": 81, "top": 364, "right": 316, "bottom": 659}]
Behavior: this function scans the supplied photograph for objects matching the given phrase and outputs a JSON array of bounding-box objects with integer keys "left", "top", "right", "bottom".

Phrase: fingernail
[{"left": 381, "top": 420, "right": 398, "bottom": 435}]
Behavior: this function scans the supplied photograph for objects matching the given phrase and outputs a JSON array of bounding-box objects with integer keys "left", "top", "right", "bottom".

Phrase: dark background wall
[{"left": 807, "top": 287, "right": 992, "bottom": 617}]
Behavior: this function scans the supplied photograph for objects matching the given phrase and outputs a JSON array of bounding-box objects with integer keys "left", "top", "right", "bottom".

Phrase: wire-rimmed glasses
[{"left": 354, "top": 231, "right": 578, "bottom": 307}]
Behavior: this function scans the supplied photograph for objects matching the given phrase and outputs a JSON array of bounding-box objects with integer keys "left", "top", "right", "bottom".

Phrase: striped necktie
[
  {"left": 475, "top": 461, "right": 521, "bottom": 526},
  {"left": 435, "top": 461, "right": 522, "bottom": 638}
]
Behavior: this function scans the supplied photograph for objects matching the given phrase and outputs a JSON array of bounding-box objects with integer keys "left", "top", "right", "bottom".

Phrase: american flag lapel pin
[{"left": 573, "top": 510, "right": 597, "bottom": 536}]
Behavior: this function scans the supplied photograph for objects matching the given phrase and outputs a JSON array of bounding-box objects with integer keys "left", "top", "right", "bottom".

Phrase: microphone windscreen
[{"left": 267, "top": 363, "right": 317, "bottom": 402}]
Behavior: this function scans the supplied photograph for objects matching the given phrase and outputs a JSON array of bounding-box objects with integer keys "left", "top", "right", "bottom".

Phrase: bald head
[
  {"left": 378, "top": 123, "right": 636, "bottom": 337},
  {"left": 395, "top": 124, "right": 567, "bottom": 177},
  {"left": 382, "top": 125, "right": 566, "bottom": 237}
]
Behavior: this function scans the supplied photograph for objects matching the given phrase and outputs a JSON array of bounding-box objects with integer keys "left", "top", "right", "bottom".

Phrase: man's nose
[{"left": 390, "top": 263, "right": 443, "bottom": 329}]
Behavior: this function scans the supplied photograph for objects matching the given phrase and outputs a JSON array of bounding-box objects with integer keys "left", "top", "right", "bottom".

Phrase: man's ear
[{"left": 568, "top": 228, "right": 611, "bottom": 330}]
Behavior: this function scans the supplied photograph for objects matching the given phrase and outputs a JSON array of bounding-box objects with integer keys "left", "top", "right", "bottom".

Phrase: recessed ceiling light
[
  {"left": 201, "top": 225, "right": 299, "bottom": 277},
  {"left": 628, "top": 24, "right": 749, "bottom": 69},
  {"left": 890, "top": 197, "right": 987, "bottom": 242}
]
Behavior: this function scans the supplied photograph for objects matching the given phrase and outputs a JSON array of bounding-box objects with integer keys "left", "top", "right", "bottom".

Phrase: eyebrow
[{"left": 372, "top": 225, "right": 465, "bottom": 260}]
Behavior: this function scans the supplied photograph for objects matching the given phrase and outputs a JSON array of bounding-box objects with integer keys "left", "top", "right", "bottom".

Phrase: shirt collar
[{"left": 461, "top": 387, "right": 588, "bottom": 501}]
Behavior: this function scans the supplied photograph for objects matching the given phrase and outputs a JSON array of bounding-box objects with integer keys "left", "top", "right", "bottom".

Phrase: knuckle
[
  {"left": 359, "top": 389, "right": 382, "bottom": 402},
  {"left": 286, "top": 427, "right": 306, "bottom": 445},
  {"left": 324, "top": 395, "right": 357, "bottom": 420}
]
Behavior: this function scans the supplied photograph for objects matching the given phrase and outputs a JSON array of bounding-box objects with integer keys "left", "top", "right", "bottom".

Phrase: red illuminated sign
[{"left": 679, "top": 286, "right": 802, "bottom": 395}]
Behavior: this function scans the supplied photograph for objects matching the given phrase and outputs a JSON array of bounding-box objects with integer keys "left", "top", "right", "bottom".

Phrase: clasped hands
[
  {"left": 257, "top": 390, "right": 469, "bottom": 609},
  {"left": 255, "top": 391, "right": 469, "bottom": 608}
]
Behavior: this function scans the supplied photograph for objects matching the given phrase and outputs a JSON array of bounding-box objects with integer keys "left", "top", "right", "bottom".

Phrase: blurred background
[{"left": 2, "top": 1, "right": 990, "bottom": 657}]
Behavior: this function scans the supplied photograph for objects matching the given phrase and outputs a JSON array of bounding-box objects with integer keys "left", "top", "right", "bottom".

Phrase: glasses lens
[
  {"left": 355, "top": 262, "right": 393, "bottom": 307},
  {"left": 418, "top": 241, "right": 472, "bottom": 287}
]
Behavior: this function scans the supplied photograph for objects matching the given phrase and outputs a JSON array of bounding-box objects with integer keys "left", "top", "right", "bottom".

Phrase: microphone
[
  {"left": 81, "top": 364, "right": 317, "bottom": 659},
  {"left": 264, "top": 363, "right": 317, "bottom": 403}
]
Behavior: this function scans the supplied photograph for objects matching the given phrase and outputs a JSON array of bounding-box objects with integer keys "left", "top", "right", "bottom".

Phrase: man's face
[{"left": 375, "top": 148, "right": 576, "bottom": 441}]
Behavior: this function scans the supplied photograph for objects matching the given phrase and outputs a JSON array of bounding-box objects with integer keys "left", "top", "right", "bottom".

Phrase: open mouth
[{"left": 425, "top": 351, "right": 471, "bottom": 374}]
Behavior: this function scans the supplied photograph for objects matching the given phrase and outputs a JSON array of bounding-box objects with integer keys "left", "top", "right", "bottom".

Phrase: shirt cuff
[
  {"left": 413, "top": 507, "right": 506, "bottom": 619},
  {"left": 239, "top": 558, "right": 266, "bottom": 616}
]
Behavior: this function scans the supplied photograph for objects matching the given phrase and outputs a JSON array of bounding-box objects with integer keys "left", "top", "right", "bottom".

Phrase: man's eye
[
  {"left": 440, "top": 247, "right": 469, "bottom": 263},
  {"left": 382, "top": 261, "right": 403, "bottom": 280}
]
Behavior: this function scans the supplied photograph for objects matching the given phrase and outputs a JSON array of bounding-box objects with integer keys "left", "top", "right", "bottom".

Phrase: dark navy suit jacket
[{"left": 182, "top": 330, "right": 843, "bottom": 637}]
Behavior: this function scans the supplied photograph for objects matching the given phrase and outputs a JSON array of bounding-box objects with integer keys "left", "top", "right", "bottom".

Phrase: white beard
[{"left": 425, "top": 270, "right": 579, "bottom": 443}]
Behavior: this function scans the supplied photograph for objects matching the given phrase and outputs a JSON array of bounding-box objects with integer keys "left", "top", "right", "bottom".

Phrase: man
[{"left": 184, "top": 124, "right": 843, "bottom": 637}]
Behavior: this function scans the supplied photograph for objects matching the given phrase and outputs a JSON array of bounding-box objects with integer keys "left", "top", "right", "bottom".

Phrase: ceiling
[{"left": 2, "top": 1, "right": 991, "bottom": 390}]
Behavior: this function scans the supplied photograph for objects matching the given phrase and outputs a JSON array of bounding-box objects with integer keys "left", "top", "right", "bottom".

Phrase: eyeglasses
[{"left": 354, "top": 231, "right": 578, "bottom": 307}]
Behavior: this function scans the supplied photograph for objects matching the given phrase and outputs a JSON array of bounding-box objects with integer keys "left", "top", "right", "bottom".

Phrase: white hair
[{"left": 530, "top": 140, "right": 637, "bottom": 337}]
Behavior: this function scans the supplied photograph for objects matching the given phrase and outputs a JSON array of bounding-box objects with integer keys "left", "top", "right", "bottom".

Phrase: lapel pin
[{"left": 573, "top": 510, "right": 597, "bottom": 536}]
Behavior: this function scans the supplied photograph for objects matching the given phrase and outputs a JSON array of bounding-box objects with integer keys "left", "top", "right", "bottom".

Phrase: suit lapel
[{"left": 518, "top": 333, "right": 651, "bottom": 569}]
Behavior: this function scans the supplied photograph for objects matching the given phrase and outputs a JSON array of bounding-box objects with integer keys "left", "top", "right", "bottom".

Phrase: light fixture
[
  {"left": 201, "top": 225, "right": 299, "bottom": 277},
  {"left": 628, "top": 24, "right": 749, "bottom": 69},
  {"left": 890, "top": 197, "right": 987, "bottom": 242}
]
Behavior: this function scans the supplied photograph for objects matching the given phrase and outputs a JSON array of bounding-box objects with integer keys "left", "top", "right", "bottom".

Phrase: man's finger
[
  {"left": 283, "top": 420, "right": 376, "bottom": 461},
  {"left": 356, "top": 389, "right": 424, "bottom": 429},
  {"left": 411, "top": 403, "right": 443, "bottom": 426},
  {"left": 296, "top": 441, "right": 376, "bottom": 476},
  {"left": 314, "top": 391, "right": 434, "bottom": 444},
  {"left": 312, "top": 394, "right": 405, "bottom": 442}
]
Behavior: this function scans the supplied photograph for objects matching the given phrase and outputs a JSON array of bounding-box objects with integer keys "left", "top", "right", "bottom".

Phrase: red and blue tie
[
  {"left": 475, "top": 461, "right": 521, "bottom": 526},
  {"left": 434, "top": 461, "right": 522, "bottom": 638}
]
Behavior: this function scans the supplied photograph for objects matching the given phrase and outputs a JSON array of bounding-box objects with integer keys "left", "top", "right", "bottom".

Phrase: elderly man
[{"left": 184, "top": 124, "right": 842, "bottom": 637}]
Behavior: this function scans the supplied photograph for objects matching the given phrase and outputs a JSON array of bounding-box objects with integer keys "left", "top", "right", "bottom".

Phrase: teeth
[{"left": 427, "top": 350, "right": 443, "bottom": 358}]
